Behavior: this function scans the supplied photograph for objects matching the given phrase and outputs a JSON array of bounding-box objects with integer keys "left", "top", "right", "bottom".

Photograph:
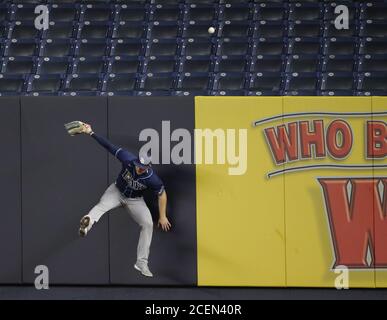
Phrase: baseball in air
[{"left": 208, "top": 27, "right": 215, "bottom": 34}]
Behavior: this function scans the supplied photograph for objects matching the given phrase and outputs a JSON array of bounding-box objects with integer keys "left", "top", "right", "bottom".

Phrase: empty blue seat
[
  {"left": 0, "top": 75, "right": 26, "bottom": 95},
  {"left": 26, "top": 75, "right": 64, "bottom": 96},
  {"left": 319, "top": 72, "right": 354, "bottom": 96},
  {"left": 1, "top": 57, "right": 35, "bottom": 75},
  {"left": 63, "top": 74, "right": 103, "bottom": 95},
  {"left": 284, "top": 74, "right": 318, "bottom": 95},
  {"left": 72, "top": 57, "right": 108, "bottom": 75},
  {"left": 321, "top": 56, "right": 355, "bottom": 73},
  {"left": 36, "top": 57, "right": 71, "bottom": 75},
  {"left": 285, "top": 55, "right": 320, "bottom": 73},
  {"left": 176, "top": 74, "right": 212, "bottom": 95},
  {"left": 110, "top": 39, "right": 145, "bottom": 57},
  {"left": 102, "top": 74, "right": 138, "bottom": 96},
  {"left": 248, "top": 72, "right": 282, "bottom": 95},
  {"left": 43, "top": 23, "right": 76, "bottom": 39},
  {"left": 250, "top": 56, "right": 284, "bottom": 73},
  {"left": 74, "top": 40, "right": 110, "bottom": 57},
  {"left": 179, "top": 57, "right": 213, "bottom": 75},
  {"left": 40, "top": 40, "right": 75, "bottom": 57},
  {"left": 4, "top": 40, "right": 39, "bottom": 57},
  {"left": 357, "top": 73, "right": 387, "bottom": 96},
  {"left": 107, "top": 57, "right": 141, "bottom": 75}
]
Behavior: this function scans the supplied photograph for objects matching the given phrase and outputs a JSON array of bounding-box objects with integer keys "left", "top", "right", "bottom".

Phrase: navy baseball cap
[{"left": 133, "top": 152, "right": 152, "bottom": 169}]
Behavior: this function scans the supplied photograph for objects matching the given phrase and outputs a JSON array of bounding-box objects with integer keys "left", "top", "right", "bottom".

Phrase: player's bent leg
[
  {"left": 79, "top": 183, "right": 122, "bottom": 237},
  {"left": 125, "top": 198, "right": 154, "bottom": 277}
]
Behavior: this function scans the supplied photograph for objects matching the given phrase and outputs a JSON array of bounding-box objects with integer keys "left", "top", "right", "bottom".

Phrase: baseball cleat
[
  {"left": 134, "top": 263, "right": 153, "bottom": 277},
  {"left": 79, "top": 216, "right": 91, "bottom": 237}
]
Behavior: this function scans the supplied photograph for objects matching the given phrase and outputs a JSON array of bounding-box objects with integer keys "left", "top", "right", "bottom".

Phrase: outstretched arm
[{"left": 83, "top": 123, "right": 136, "bottom": 162}]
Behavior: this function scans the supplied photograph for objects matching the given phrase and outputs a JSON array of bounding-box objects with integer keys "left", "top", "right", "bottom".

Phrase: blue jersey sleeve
[
  {"left": 116, "top": 149, "right": 137, "bottom": 164},
  {"left": 147, "top": 173, "right": 165, "bottom": 196},
  {"left": 91, "top": 133, "right": 136, "bottom": 164}
]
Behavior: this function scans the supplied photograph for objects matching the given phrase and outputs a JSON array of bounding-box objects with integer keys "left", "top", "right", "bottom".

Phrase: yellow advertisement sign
[{"left": 195, "top": 97, "right": 387, "bottom": 288}]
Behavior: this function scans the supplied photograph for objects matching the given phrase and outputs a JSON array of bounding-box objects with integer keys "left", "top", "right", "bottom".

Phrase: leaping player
[{"left": 65, "top": 121, "right": 171, "bottom": 277}]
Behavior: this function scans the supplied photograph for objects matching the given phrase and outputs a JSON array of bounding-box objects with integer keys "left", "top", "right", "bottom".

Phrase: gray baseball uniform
[{"left": 86, "top": 133, "right": 165, "bottom": 267}]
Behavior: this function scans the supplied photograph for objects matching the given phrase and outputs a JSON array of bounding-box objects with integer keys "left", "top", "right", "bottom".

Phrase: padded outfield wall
[{"left": 0, "top": 96, "right": 385, "bottom": 287}]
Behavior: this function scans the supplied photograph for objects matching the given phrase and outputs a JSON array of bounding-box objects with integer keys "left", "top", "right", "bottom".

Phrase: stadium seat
[
  {"left": 250, "top": 56, "right": 283, "bottom": 73},
  {"left": 360, "top": 3, "right": 387, "bottom": 21},
  {"left": 176, "top": 74, "right": 211, "bottom": 95},
  {"left": 219, "top": 22, "right": 251, "bottom": 39},
  {"left": 285, "top": 55, "right": 319, "bottom": 73},
  {"left": 183, "top": 23, "right": 219, "bottom": 39},
  {"left": 357, "top": 73, "right": 387, "bottom": 95},
  {"left": 321, "top": 56, "right": 355, "bottom": 73},
  {"left": 64, "top": 75, "right": 102, "bottom": 95},
  {"left": 215, "top": 57, "right": 247, "bottom": 73},
  {"left": 185, "top": 6, "right": 217, "bottom": 22},
  {"left": 77, "top": 23, "right": 111, "bottom": 40},
  {"left": 40, "top": 40, "right": 74, "bottom": 57},
  {"left": 358, "top": 56, "right": 387, "bottom": 73},
  {"left": 323, "top": 39, "right": 356, "bottom": 57},
  {"left": 146, "top": 41, "right": 179, "bottom": 57},
  {"left": 151, "top": 7, "right": 182, "bottom": 22},
  {"left": 13, "top": 6, "right": 38, "bottom": 22},
  {"left": 43, "top": 23, "right": 76, "bottom": 39},
  {"left": 253, "top": 23, "right": 286, "bottom": 39},
  {"left": 82, "top": 6, "right": 113, "bottom": 22},
  {"left": 285, "top": 74, "right": 318, "bottom": 95},
  {"left": 103, "top": 75, "right": 137, "bottom": 95},
  {"left": 288, "top": 22, "right": 322, "bottom": 38},
  {"left": 112, "top": 23, "right": 146, "bottom": 39},
  {"left": 75, "top": 40, "right": 109, "bottom": 57},
  {"left": 2, "top": 57, "right": 35, "bottom": 75},
  {"left": 4, "top": 41, "right": 38, "bottom": 57},
  {"left": 254, "top": 40, "right": 285, "bottom": 55},
  {"left": 9, "top": 23, "right": 41, "bottom": 40},
  {"left": 179, "top": 58, "right": 212, "bottom": 74},
  {"left": 143, "top": 58, "right": 177, "bottom": 74},
  {"left": 255, "top": 6, "right": 286, "bottom": 22},
  {"left": 288, "top": 38, "right": 321, "bottom": 55},
  {"left": 27, "top": 75, "right": 63, "bottom": 95},
  {"left": 288, "top": 4, "right": 322, "bottom": 22},
  {"left": 147, "top": 24, "right": 181, "bottom": 40},
  {"left": 213, "top": 74, "right": 246, "bottom": 95},
  {"left": 248, "top": 73, "right": 282, "bottom": 95},
  {"left": 0, "top": 76, "right": 25, "bottom": 95},
  {"left": 37, "top": 58, "right": 71, "bottom": 75},
  {"left": 359, "top": 39, "right": 387, "bottom": 56},
  {"left": 217, "top": 40, "right": 250, "bottom": 57},
  {"left": 73, "top": 58, "right": 107, "bottom": 75},
  {"left": 108, "top": 58, "right": 141, "bottom": 75},
  {"left": 320, "top": 73, "right": 354, "bottom": 96},
  {"left": 0, "top": 6, "right": 9, "bottom": 22},
  {"left": 220, "top": 5, "right": 252, "bottom": 22},
  {"left": 117, "top": 8, "right": 147, "bottom": 22},
  {"left": 0, "top": 0, "right": 382, "bottom": 96},
  {"left": 360, "top": 22, "right": 387, "bottom": 38},
  {"left": 139, "top": 74, "right": 175, "bottom": 95},
  {"left": 110, "top": 40, "right": 144, "bottom": 57},
  {"left": 182, "top": 40, "right": 213, "bottom": 57},
  {"left": 49, "top": 6, "right": 78, "bottom": 23}
]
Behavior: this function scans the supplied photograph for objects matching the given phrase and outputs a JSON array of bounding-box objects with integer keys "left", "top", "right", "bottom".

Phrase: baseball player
[{"left": 65, "top": 121, "right": 171, "bottom": 277}]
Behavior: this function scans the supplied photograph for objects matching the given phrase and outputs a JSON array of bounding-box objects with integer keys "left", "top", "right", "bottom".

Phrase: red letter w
[{"left": 319, "top": 178, "right": 387, "bottom": 269}]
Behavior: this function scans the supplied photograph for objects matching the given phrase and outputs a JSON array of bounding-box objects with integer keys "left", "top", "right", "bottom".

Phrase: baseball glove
[{"left": 64, "top": 121, "right": 87, "bottom": 136}]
